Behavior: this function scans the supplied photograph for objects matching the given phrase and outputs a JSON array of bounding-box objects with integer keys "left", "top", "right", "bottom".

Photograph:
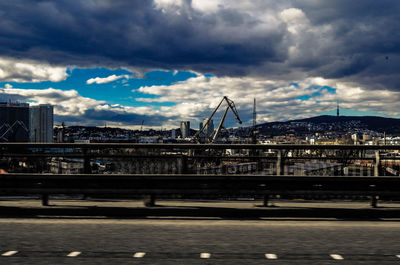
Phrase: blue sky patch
[{"left": 0, "top": 68, "right": 197, "bottom": 107}]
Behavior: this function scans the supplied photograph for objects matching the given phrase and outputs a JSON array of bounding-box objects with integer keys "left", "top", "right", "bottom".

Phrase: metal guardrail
[
  {"left": 0, "top": 173, "right": 399, "bottom": 207},
  {"left": 1, "top": 173, "right": 399, "bottom": 195},
  {"left": 0, "top": 143, "right": 399, "bottom": 150}
]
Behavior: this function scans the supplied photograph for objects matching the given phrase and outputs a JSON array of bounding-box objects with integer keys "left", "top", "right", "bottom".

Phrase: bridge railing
[
  {"left": 0, "top": 143, "right": 399, "bottom": 207},
  {"left": 0, "top": 143, "right": 399, "bottom": 176}
]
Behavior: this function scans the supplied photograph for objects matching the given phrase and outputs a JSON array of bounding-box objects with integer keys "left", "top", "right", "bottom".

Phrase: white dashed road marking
[
  {"left": 330, "top": 254, "right": 344, "bottom": 260},
  {"left": 265, "top": 253, "right": 278, "bottom": 259},
  {"left": 200, "top": 252, "right": 211, "bottom": 259},
  {"left": 2, "top": 250, "right": 398, "bottom": 260},
  {"left": 67, "top": 251, "right": 81, "bottom": 257},
  {"left": 133, "top": 252, "right": 146, "bottom": 258},
  {"left": 2, "top": 251, "right": 18, "bottom": 256}
]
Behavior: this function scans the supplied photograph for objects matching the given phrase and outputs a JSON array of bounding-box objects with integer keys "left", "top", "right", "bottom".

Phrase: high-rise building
[
  {"left": 30, "top": 104, "right": 54, "bottom": 142},
  {"left": 199, "top": 122, "right": 204, "bottom": 137},
  {"left": 180, "top": 121, "right": 190, "bottom": 138},
  {"left": 202, "top": 119, "right": 214, "bottom": 138},
  {"left": 0, "top": 102, "right": 30, "bottom": 142}
]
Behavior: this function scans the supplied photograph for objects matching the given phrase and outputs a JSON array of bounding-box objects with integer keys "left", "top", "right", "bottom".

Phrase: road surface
[
  {"left": 1, "top": 218, "right": 400, "bottom": 264},
  {"left": 1, "top": 199, "right": 400, "bottom": 264}
]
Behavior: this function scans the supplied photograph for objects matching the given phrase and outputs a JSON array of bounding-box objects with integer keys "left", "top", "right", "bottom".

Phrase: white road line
[
  {"left": 2, "top": 251, "right": 18, "bottom": 256},
  {"left": 330, "top": 254, "right": 344, "bottom": 260},
  {"left": 265, "top": 253, "right": 278, "bottom": 259},
  {"left": 67, "top": 251, "right": 81, "bottom": 257},
  {"left": 133, "top": 252, "right": 146, "bottom": 258},
  {"left": 200, "top": 252, "right": 211, "bottom": 259}
]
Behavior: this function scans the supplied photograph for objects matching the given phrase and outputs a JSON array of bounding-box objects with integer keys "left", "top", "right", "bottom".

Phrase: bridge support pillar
[
  {"left": 181, "top": 156, "right": 188, "bottom": 174},
  {"left": 372, "top": 150, "right": 380, "bottom": 208},
  {"left": 42, "top": 194, "right": 49, "bottom": 206},
  {"left": 83, "top": 148, "right": 92, "bottom": 174},
  {"left": 370, "top": 196, "right": 378, "bottom": 208},
  {"left": 276, "top": 150, "right": 283, "bottom": 175},
  {"left": 374, "top": 150, "right": 380, "bottom": 177},
  {"left": 263, "top": 195, "right": 269, "bottom": 207},
  {"left": 144, "top": 195, "right": 156, "bottom": 207}
]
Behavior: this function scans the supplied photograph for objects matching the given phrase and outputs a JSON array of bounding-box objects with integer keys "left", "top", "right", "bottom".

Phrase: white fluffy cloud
[
  {"left": 191, "top": 0, "right": 222, "bottom": 13},
  {"left": 0, "top": 57, "right": 68, "bottom": 82},
  {"left": 0, "top": 85, "right": 163, "bottom": 128},
  {"left": 86, "top": 74, "right": 130, "bottom": 85},
  {"left": 314, "top": 81, "right": 400, "bottom": 117},
  {"left": 153, "top": 0, "right": 183, "bottom": 8},
  {"left": 137, "top": 75, "right": 400, "bottom": 126},
  {"left": 1, "top": 74, "right": 399, "bottom": 130},
  {"left": 0, "top": 87, "right": 100, "bottom": 116}
]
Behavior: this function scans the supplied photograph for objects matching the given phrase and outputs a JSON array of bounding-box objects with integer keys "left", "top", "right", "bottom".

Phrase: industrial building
[
  {"left": 30, "top": 104, "right": 54, "bottom": 142},
  {"left": 0, "top": 102, "right": 30, "bottom": 142},
  {"left": 49, "top": 158, "right": 84, "bottom": 174}
]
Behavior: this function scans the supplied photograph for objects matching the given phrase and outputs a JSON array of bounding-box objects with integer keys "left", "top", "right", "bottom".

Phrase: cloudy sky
[{"left": 0, "top": 0, "right": 399, "bottom": 129}]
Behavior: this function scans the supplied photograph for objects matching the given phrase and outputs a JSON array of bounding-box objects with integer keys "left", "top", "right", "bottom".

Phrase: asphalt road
[{"left": 1, "top": 218, "right": 400, "bottom": 265}]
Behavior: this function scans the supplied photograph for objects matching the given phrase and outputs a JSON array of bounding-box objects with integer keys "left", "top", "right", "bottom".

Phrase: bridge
[{"left": 0, "top": 143, "right": 399, "bottom": 208}]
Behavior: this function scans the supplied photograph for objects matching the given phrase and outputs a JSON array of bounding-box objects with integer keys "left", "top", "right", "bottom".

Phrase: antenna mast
[
  {"left": 252, "top": 98, "right": 257, "bottom": 144},
  {"left": 337, "top": 100, "right": 340, "bottom": 117}
]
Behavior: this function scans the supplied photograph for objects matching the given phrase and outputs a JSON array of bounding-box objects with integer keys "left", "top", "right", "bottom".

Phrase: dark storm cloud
[
  {"left": 289, "top": 0, "right": 400, "bottom": 89},
  {"left": 82, "top": 109, "right": 173, "bottom": 126},
  {"left": 0, "top": 0, "right": 399, "bottom": 90},
  {"left": 54, "top": 110, "right": 171, "bottom": 127},
  {"left": 56, "top": 108, "right": 172, "bottom": 127},
  {"left": 0, "top": 0, "right": 286, "bottom": 69}
]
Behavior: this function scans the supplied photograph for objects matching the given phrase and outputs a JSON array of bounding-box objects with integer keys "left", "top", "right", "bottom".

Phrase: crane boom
[
  {"left": 192, "top": 96, "right": 242, "bottom": 143},
  {"left": 225, "top": 97, "right": 242, "bottom": 125}
]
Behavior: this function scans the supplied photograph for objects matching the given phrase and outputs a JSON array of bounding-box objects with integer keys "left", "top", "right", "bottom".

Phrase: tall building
[
  {"left": 199, "top": 122, "right": 204, "bottom": 137},
  {"left": 0, "top": 102, "right": 30, "bottom": 142},
  {"left": 180, "top": 121, "right": 190, "bottom": 138},
  {"left": 202, "top": 119, "right": 214, "bottom": 138},
  {"left": 30, "top": 104, "right": 54, "bottom": 142}
]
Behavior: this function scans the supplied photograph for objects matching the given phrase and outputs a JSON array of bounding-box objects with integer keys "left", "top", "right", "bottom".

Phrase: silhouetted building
[
  {"left": 0, "top": 102, "right": 30, "bottom": 142},
  {"left": 30, "top": 104, "right": 53, "bottom": 142}
]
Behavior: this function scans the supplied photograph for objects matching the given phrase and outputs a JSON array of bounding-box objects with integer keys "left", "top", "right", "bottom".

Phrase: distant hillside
[
  {"left": 257, "top": 115, "right": 400, "bottom": 135},
  {"left": 294, "top": 115, "right": 400, "bottom": 132}
]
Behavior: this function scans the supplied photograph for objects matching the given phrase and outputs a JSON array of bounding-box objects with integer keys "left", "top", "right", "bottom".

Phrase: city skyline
[{"left": 0, "top": 1, "right": 398, "bottom": 129}]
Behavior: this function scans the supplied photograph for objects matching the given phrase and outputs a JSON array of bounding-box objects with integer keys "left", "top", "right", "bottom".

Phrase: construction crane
[{"left": 192, "top": 96, "right": 242, "bottom": 143}]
